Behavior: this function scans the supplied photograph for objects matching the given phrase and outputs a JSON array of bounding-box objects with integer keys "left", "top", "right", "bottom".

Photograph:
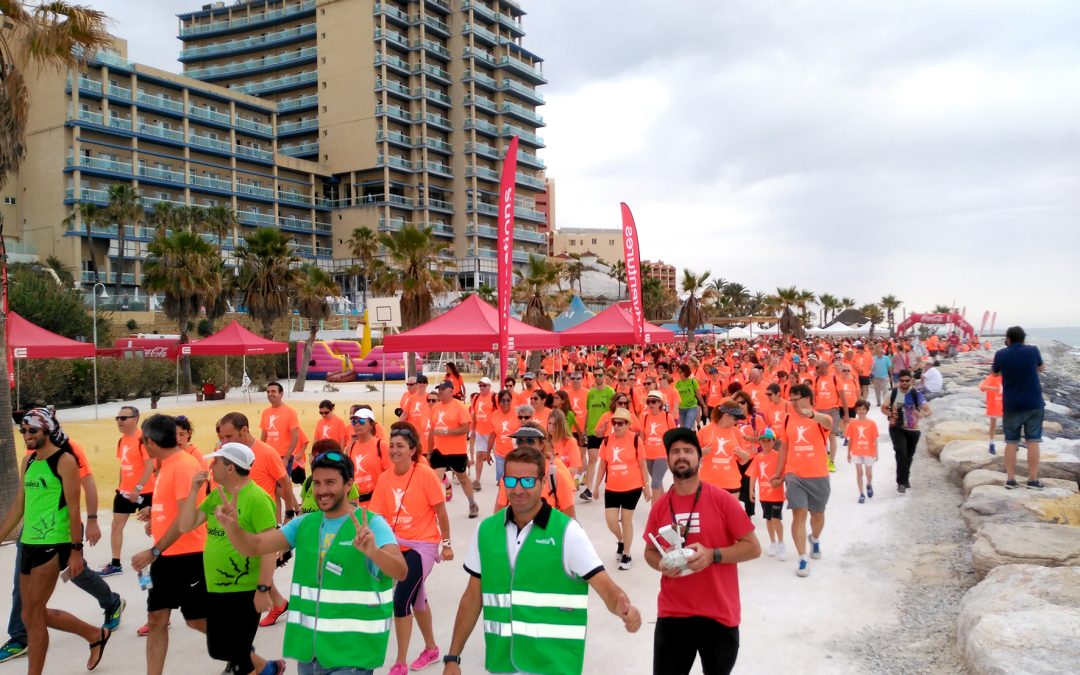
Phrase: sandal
[{"left": 87, "top": 627, "right": 111, "bottom": 670}]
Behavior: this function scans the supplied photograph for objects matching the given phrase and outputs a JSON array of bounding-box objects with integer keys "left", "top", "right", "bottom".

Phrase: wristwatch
[
  {"left": 712, "top": 548, "right": 723, "bottom": 565},
  {"left": 71, "top": 542, "right": 84, "bottom": 552},
  {"left": 443, "top": 655, "right": 461, "bottom": 665},
  {"left": 150, "top": 546, "right": 162, "bottom": 558},
  {"left": 256, "top": 584, "right": 271, "bottom": 593}
]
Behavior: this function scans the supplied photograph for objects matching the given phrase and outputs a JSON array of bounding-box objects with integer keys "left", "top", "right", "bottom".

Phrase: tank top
[{"left": 22, "top": 450, "right": 73, "bottom": 545}]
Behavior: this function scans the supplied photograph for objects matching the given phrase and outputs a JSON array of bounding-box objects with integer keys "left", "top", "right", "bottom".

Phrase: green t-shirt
[
  {"left": 586, "top": 386, "right": 616, "bottom": 435},
  {"left": 674, "top": 378, "right": 700, "bottom": 409},
  {"left": 199, "top": 481, "right": 277, "bottom": 593}
]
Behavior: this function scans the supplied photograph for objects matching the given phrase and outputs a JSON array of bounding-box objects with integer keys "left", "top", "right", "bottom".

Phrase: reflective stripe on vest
[
  {"left": 290, "top": 583, "right": 388, "bottom": 606},
  {"left": 286, "top": 610, "right": 392, "bottom": 634}
]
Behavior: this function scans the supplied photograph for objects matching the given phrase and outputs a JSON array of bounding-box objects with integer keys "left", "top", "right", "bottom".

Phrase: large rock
[
  {"left": 961, "top": 485, "right": 1080, "bottom": 531},
  {"left": 940, "top": 439, "right": 1080, "bottom": 484},
  {"left": 926, "top": 420, "right": 996, "bottom": 458},
  {"left": 957, "top": 565, "right": 1080, "bottom": 674},
  {"left": 972, "top": 523, "right": 1080, "bottom": 577},
  {"left": 963, "top": 469, "right": 1078, "bottom": 499}
]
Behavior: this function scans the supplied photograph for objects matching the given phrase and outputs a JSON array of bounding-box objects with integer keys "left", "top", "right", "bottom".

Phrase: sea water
[{"left": 1030, "top": 327, "right": 1080, "bottom": 352}]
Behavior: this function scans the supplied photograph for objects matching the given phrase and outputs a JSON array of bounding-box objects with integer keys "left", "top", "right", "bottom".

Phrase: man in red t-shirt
[{"left": 643, "top": 427, "right": 760, "bottom": 674}]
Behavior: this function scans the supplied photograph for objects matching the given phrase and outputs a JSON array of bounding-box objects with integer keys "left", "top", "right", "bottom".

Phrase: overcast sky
[{"left": 87, "top": 0, "right": 1080, "bottom": 328}]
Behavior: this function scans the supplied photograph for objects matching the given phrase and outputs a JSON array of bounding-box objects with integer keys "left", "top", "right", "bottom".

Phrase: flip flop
[{"left": 87, "top": 627, "right": 111, "bottom": 671}]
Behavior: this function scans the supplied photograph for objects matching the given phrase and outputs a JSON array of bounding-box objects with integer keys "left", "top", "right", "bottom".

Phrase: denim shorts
[{"left": 1003, "top": 408, "right": 1044, "bottom": 443}]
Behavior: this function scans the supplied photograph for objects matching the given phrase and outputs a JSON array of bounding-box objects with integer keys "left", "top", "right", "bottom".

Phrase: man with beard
[{"left": 642, "top": 428, "right": 760, "bottom": 675}]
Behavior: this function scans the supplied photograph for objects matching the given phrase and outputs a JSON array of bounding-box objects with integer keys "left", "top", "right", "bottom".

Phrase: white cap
[
  {"left": 647, "top": 390, "right": 665, "bottom": 401},
  {"left": 478, "top": 376, "right": 493, "bottom": 385},
  {"left": 205, "top": 442, "right": 255, "bottom": 470},
  {"left": 351, "top": 408, "right": 376, "bottom": 421}
]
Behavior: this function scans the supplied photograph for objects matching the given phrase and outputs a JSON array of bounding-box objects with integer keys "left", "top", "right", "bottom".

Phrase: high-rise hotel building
[{"left": 1, "top": 0, "right": 547, "bottom": 294}]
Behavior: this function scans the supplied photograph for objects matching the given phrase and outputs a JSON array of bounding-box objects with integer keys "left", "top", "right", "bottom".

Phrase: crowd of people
[{"left": 0, "top": 328, "right": 1024, "bottom": 675}]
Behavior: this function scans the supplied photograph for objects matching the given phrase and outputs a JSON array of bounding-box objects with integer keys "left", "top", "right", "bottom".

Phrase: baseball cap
[
  {"left": 854, "top": 340, "right": 864, "bottom": 347},
  {"left": 510, "top": 426, "right": 546, "bottom": 440},
  {"left": 646, "top": 390, "right": 665, "bottom": 401},
  {"left": 718, "top": 404, "right": 746, "bottom": 420},
  {"left": 792, "top": 355, "right": 801, "bottom": 363},
  {"left": 612, "top": 408, "right": 633, "bottom": 422},
  {"left": 435, "top": 380, "right": 454, "bottom": 390},
  {"left": 351, "top": 408, "right": 376, "bottom": 421},
  {"left": 758, "top": 428, "right": 777, "bottom": 442},
  {"left": 523, "top": 372, "right": 536, "bottom": 380},
  {"left": 205, "top": 442, "right": 255, "bottom": 470},
  {"left": 415, "top": 374, "right": 429, "bottom": 384},
  {"left": 663, "top": 427, "right": 702, "bottom": 456},
  {"left": 478, "top": 376, "right": 493, "bottom": 386}
]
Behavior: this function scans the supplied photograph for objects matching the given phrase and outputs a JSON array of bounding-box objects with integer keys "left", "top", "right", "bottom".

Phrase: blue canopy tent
[
  {"left": 660, "top": 322, "right": 725, "bottom": 337},
  {"left": 553, "top": 296, "right": 596, "bottom": 332}
]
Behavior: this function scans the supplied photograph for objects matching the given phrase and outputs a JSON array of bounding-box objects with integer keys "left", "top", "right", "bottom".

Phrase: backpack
[{"left": 888, "top": 388, "right": 924, "bottom": 426}]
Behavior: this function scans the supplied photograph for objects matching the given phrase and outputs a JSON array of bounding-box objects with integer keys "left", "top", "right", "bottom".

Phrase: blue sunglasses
[{"left": 503, "top": 476, "right": 538, "bottom": 489}]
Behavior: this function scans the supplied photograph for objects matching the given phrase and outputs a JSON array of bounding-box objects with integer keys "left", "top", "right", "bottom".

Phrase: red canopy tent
[
  {"left": 558, "top": 304, "right": 676, "bottom": 347},
  {"left": 179, "top": 320, "right": 289, "bottom": 401},
  {"left": 383, "top": 295, "right": 561, "bottom": 352},
  {"left": 7, "top": 311, "right": 94, "bottom": 359}
]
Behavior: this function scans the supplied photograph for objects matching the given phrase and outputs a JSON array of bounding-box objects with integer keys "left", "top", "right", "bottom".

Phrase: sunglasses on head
[
  {"left": 390, "top": 428, "right": 415, "bottom": 439},
  {"left": 503, "top": 475, "right": 538, "bottom": 489},
  {"left": 313, "top": 451, "right": 347, "bottom": 465}
]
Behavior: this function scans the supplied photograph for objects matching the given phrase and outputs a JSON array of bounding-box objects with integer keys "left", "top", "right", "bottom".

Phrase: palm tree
[
  {"left": 61, "top": 202, "right": 107, "bottom": 281},
  {"left": 860, "top": 303, "right": 884, "bottom": 339},
  {"left": 513, "top": 255, "right": 568, "bottom": 331},
  {"left": 796, "top": 289, "right": 816, "bottom": 327},
  {"left": 44, "top": 255, "right": 74, "bottom": 287},
  {"left": 0, "top": 1, "right": 111, "bottom": 517},
  {"left": 204, "top": 205, "right": 238, "bottom": 242},
  {"left": 817, "top": 293, "right": 840, "bottom": 326},
  {"left": 880, "top": 294, "right": 902, "bottom": 336},
  {"left": 933, "top": 304, "right": 953, "bottom": 314},
  {"left": 677, "top": 268, "right": 712, "bottom": 344},
  {"left": 724, "top": 282, "right": 750, "bottom": 319},
  {"left": 457, "top": 283, "right": 497, "bottom": 305},
  {"left": 348, "top": 225, "right": 380, "bottom": 309},
  {"left": 293, "top": 264, "right": 340, "bottom": 392},
  {"left": 840, "top": 297, "right": 857, "bottom": 312},
  {"left": 642, "top": 269, "right": 677, "bottom": 322},
  {"left": 234, "top": 227, "right": 298, "bottom": 339},
  {"left": 102, "top": 183, "right": 142, "bottom": 295},
  {"left": 607, "top": 259, "right": 627, "bottom": 298},
  {"left": 379, "top": 224, "right": 452, "bottom": 330},
  {"left": 142, "top": 229, "right": 223, "bottom": 392},
  {"left": 562, "top": 254, "right": 585, "bottom": 296}
]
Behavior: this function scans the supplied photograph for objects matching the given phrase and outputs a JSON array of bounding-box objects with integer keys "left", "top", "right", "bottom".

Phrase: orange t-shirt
[
  {"left": 837, "top": 375, "right": 860, "bottom": 408},
  {"left": 151, "top": 451, "right": 207, "bottom": 556},
  {"left": 260, "top": 405, "right": 300, "bottom": 458},
  {"left": 562, "top": 388, "right": 588, "bottom": 434},
  {"left": 314, "top": 414, "right": 349, "bottom": 448},
  {"left": 749, "top": 450, "right": 786, "bottom": 502},
  {"left": 346, "top": 435, "right": 392, "bottom": 495},
  {"left": 743, "top": 383, "right": 769, "bottom": 410},
  {"left": 661, "top": 386, "right": 680, "bottom": 415},
  {"left": 552, "top": 437, "right": 582, "bottom": 470},
  {"left": 117, "top": 431, "right": 153, "bottom": 494},
  {"left": 980, "top": 374, "right": 1003, "bottom": 418},
  {"left": 429, "top": 399, "right": 471, "bottom": 455},
  {"left": 487, "top": 408, "right": 520, "bottom": 458},
  {"left": 471, "top": 394, "right": 498, "bottom": 436},
  {"left": 600, "top": 434, "right": 645, "bottom": 492},
  {"left": 781, "top": 414, "right": 829, "bottom": 478},
  {"left": 248, "top": 438, "right": 287, "bottom": 499},
  {"left": 183, "top": 444, "right": 208, "bottom": 471},
  {"left": 812, "top": 375, "right": 840, "bottom": 410},
  {"left": 369, "top": 463, "right": 444, "bottom": 545},
  {"left": 705, "top": 377, "right": 727, "bottom": 407},
  {"left": 640, "top": 411, "right": 676, "bottom": 460},
  {"left": 853, "top": 352, "right": 873, "bottom": 378},
  {"left": 844, "top": 418, "right": 879, "bottom": 458},
  {"left": 495, "top": 459, "right": 575, "bottom": 514},
  {"left": 532, "top": 407, "right": 551, "bottom": 434},
  {"left": 698, "top": 424, "right": 744, "bottom": 490}
]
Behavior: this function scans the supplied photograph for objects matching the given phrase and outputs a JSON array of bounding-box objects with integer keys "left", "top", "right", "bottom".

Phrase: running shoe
[
  {"left": 579, "top": 488, "right": 593, "bottom": 502},
  {"left": 616, "top": 540, "right": 625, "bottom": 561},
  {"left": 103, "top": 597, "right": 126, "bottom": 631},
  {"left": 443, "top": 475, "right": 453, "bottom": 502},
  {"left": 827, "top": 458, "right": 837, "bottom": 473},
  {"left": 777, "top": 542, "right": 788, "bottom": 561},
  {"left": 388, "top": 662, "right": 408, "bottom": 675},
  {"left": 266, "top": 661, "right": 286, "bottom": 675},
  {"left": 98, "top": 563, "right": 123, "bottom": 577},
  {"left": 796, "top": 559, "right": 810, "bottom": 577},
  {"left": 472, "top": 480, "right": 481, "bottom": 492},
  {"left": 259, "top": 601, "right": 288, "bottom": 627},
  {"left": 989, "top": 442, "right": 996, "bottom": 455},
  {"left": 468, "top": 502, "right": 479, "bottom": 519},
  {"left": 0, "top": 640, "right": 27, "bottom": 663},
  {"left": 1004, "top": 479, "right": 1020, "bottom": 490},
  {"left": 808, "top": 536, "right": 821, "bottom": 560},
  {"left": 410, "top": 647, "right": 441, "bottom": 671},
  {"left": 766, "top": 542, "right": 777, "bottom": 557},
  {"left": 898, "top": 484, "right": 907, "bottom": 494},
  {"left": 1026, "top": 479, "right": 1045, "bottom": 490},
  {"left": 618, "top": 554, "right": 633, "bottom": 570},
  {"left": 858, "top": 494, "right": 866, "bottom": 504},
  {"left": 867, "top": 484, "right": 874, "bottom": 499}
]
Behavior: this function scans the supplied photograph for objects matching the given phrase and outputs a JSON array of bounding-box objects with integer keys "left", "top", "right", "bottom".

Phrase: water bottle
[{"left": 138, "top": 570, "right": 153, "bottom": 591}]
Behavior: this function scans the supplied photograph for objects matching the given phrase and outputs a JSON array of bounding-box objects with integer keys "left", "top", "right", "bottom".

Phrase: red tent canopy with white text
[
  {"left": 182, "top": 320, "right": 288, "bottom": 356},
  {"left": 7, "top": 311, "right": 94, "bottom": 359},
  {"left": 558, "top": 303, "right": 675, "bottom": 347}
]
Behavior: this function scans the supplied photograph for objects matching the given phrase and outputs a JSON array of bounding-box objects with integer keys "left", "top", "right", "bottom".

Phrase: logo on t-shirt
[
  {"left": 392, "top": 488, "right": 409, "bottom": 515},
  {"left": 266, "top": 414, "right": 279, "bottom": 430}
]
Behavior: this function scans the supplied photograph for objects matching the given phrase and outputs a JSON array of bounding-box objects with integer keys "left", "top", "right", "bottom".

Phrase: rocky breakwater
[{"left": 919, "top": 341, "right": 1080, "bottom": 674}]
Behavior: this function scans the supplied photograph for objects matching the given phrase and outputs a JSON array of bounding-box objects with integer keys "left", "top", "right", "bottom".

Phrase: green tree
[
  {"left": 817, "top": 293, "right": 840, "bottom": 326},
  {"left": 562, "top": 254, "right": 585, "bottom": 296},
  {"left": 879, "top": 294, "right": 902, "bottom": 337},
  {"left": 860, "top": 303, "right": 885, "bottom": 339},
  {"left": 677, "top": 269, "right": 713, "bottom": 344},
  {"left": 234, "top": 228, "right": 298, "bottom": 339},
  {"left": 513, "top": 255, "right": 568, "bottom": 332},
  {"left": 61, "top": 201, "right": 109, "bottom": 283},
  {"left": 642, "top": 269, "right": 677, "bottom": 322},
  {"left": 347, "top": 225, "right": 380, "bottom": 309},
  {"left": 293, "top": 264, "right": 339, "bottom": 392},
  {"left": 102, "top": 183, "right": 142, "bottom": 296},
  {"left": 840, "top": 296, "right": 857, "bottom": 312},
  {"left": 723, "top": 282, "right": 750, "bottom": 318},
  {"left": 44, "top": 255, "right": 75, "bottom": 287},
  {"left": 204, "top": 205, "right": 238, "bottom": 241},
  {"left": 8, "top": 263, "right": 105, "bottom": 341},
  {"left": 796, "top": 289, "right": 817, "bottom": 327},
  {"left": 933, "top": 304, "right": 953, "bottom": 314},
  {"left": 379, "top": 225, "right": 452, "bottom": 330},
  {"left": 457, "top": 283, "right": 497, "bottom": 305},
  {"left": 607, "top": 259, "right": 626, "bottom": 299},
  {"left": 142, "top": 230, "right": 223, "bottom": 392}
]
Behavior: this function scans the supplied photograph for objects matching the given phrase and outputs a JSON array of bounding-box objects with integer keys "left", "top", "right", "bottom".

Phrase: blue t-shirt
[
  {"left": 871, "top": 355, "right": 892, "bottom": 378},
  {"left": 992, "top": 344, "right": 1044, "bottom": 413},
  {"left": 281, "top": 509, "right": 397, "bottom": 569}
]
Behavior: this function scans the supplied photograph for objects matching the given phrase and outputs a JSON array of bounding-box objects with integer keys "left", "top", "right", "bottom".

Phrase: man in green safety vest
[
  {"left": 215, "top": 449, "right": 408, "bottom": 675},
  {"left": 442, "top": 444, "right": 642, "bottom": 675}
]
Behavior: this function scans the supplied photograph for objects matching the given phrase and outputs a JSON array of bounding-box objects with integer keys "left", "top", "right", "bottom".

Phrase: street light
[{"left": 92, "top": 282, "right": 108, "bottom": 419}]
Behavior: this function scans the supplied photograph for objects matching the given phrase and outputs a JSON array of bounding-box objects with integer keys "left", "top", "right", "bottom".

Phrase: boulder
[
  {"left": 957, "top": 565, "right": 1080, "bottom": 674},
  {"left": 962, "top": 469, "right": 1078, "bottom": 499},
  {"left": 940, "top": 440, "right": 1080, "bottom": 484},
  {"left": 961, "top": 485, "right": 1080, "bottom": 532},
  {"left": 925, "top": 420, "right": 996, "bottom": 458},
  {"left": 972, "top": 523, "right": 1080, "bottom": 577},
  {"left": 1045, "top": 401, "right": 1071, "bottom": 416}
]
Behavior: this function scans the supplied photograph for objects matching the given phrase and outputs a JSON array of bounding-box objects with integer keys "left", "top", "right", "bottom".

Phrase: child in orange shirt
[
  {"left": 749, "top": 429, "right": 787, "bottom": 560},
  {"left": 979, "top": 372, "right": 1003, "bottom": 455},
  {"left": 844, "top": 400, "right": 879, "bottom": 503}
]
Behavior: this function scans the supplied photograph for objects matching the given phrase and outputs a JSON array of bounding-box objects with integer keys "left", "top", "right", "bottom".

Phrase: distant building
[
  {"left": 550, "top": 226, "right": 621, "bottom": 265},
  {"left": 643, "top": 259, "right": 676, "bottom": 293},
  {"left": 535, "top": 176, "right": 555, "bottom": 232}
]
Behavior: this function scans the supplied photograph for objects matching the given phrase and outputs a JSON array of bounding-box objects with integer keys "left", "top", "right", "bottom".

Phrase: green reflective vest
[
  {"left": 479, "top": 508, "right": 589, "bottom": 675},
  {"left": 282, "top": 510, "right": 393, "bottom": 670}
]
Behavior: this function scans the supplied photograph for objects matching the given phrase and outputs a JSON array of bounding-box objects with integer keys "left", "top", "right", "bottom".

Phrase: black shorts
[
  {"left": 206, "top": 590, "right": 259, "bottom": 671},
  {"left": 358, "top": 491, "right": 373, "bottom": 503},
  {"left": 858, "top": 375, "right": 872, "bottom": 386},
  {"left": 429, "top": 449, "right": 468, "bottom": 474},
  {"left": 845, "top": 407, "right": 858, "bottom": 419},
  {"left": 112, "top": 491, "right": 153, "bottom": 514},
  {"left": 586, "top": 435, "right": 603, "bottom": 450},
  {"left": 604, "top": 488, "right": 643, "bottom": 511},
  {"left": 761, "top": 501, "right": 784, "bottom": 521},
  {"left": 147, "top": 552, "right": 208, "bottom": 620},
  {"left": 19, "top": 543, "right": 72, "bottom": 575}
]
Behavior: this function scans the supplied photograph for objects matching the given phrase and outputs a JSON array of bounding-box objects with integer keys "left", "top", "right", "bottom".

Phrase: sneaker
[
  {"left": 259, "top": 601, "right": 288, "bottom": 627},
  {"left": 843, "top": 438, "right": 849, "bottom": 447},
  {"left": 388, "top": 663, "right": 408, "bottom": 675},
  {"left": 618, "top": 554, "right": 633, "bottom": 570},
  {"left": 409, "top": 646, "right": 441, "bottom": 671},
  {"left": 867, "top": 484, "right": 874, "bottom": 499},
  {"left": 267, "top": 660, "right": 286, "bottom": 675},
  {"left": 0, "top": 640, "right": 27, "bottom": 663},
  {"left": 827, "top": 458, "right": 837, "bottom": 473},
  {"left": 103, "top": 597, "right": 126, "bottom": 631},
  {"left": 897, "top": 484, "right": 907, "bottom": 494},
  {"left": 579, "top": 488, "right": 593, "bottom": 502},
  {"left": 1026, "top": 479, "right": 1045, "bottom": 490},
  {"left": 808, "top": 536, "right": 821, "bottom": 560},
  {"left": 472, "top": 480, "right": 481, "bottom": 492},
  {"left": 766, "top": 541, "right": 777, "bottom": 557},
  {"left": 468, "top": 502, "right": 479, "bottom": 519},
  {"left": 442, "top": 475, "right": 453, "bottom": 502},
  {"left": 796, "top": 559, "right": 810, "bottom": 577},
  {"left": 1004, "top": 479, "right": 1020, "bottom": 490},
  {"left": 98, "top": 563, "right": 123, "bottom": 577},
  {"left": 989, "top": 442, "right": 996, "bottom": 455},
  {"left": 616, "top": 540, "right": 625, "bottom": 561},
  {"left": 777, "top": 542, "right": 788, "bottom": 561},
  {"left": 858, "top": 494, "right": 866, "bottom": 504}
]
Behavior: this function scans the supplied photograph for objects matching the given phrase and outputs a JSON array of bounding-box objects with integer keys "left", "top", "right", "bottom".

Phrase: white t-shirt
[
  {"left": 463, "top": 509, "right": 603, "bottom": 581},
  {"left": 922, "top": 367, "right": 943, "bottom": 393}
]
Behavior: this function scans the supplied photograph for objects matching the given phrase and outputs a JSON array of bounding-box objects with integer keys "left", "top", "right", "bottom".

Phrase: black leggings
[
  {"left": 736, "top": 461, "right": 755, "bottom": 518},
  {"left": 654, "top": 616, "right": 739, "bottom": 675},
  {"left": 393, "top": 548, "right": 425, "bottom": 618}
]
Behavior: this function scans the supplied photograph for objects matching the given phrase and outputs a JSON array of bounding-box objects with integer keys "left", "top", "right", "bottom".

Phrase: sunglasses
[
  {"left": 319, "top": 410, "right": 331, "bottom": 415},
  {"left": 351, "top": 418, "right": 369, "bottom": 425},
  {"left": 899, "top": 378, "right": 912, "bottom": 383},
  {"left": 503, "top": 476, "right": 538, "bottom": 489},
  {"left": 618, "top": 378, "right": 628, "bottom": 382},
  {"left": 612, "top": 420, "right": 628, "bottom": 427},
  {"left": 616, "top": 400, "right": 629, "bottom": 405},
  {"left": 516, "top": 437, "right": 541, "bottom": 445},
  {"left": 647, "top": 399, "right": 661, "bottom": 404},
  {"left": 427, "top": 398, "right": 438, "bottom": 403},
  {"left": 480, "top": 383, "right": 491, "bottom": 387},
  {"left": 517, "top": 415, "right": 531, "bottom": 420},
  {"left": 571, "top": 377, "right": 582, "bottom": 381},
  {"left": 115, "top": 415, "right": 135, "bottom": 421},
  {"left": 19, "top": 427, "right": 41, "bottom": 435}
]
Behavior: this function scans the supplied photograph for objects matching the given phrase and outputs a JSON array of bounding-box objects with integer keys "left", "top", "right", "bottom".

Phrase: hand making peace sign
[{"left": 350, "top": 507, "right": 377, "bottom": 556}]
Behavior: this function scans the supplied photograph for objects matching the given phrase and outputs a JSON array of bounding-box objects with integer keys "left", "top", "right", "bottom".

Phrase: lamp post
[{"left": 92, "top": 282, "right": 108, "bottom": 419}]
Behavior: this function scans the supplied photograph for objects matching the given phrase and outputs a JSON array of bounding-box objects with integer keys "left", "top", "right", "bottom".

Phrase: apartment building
[
  {"left": 643, "top": 259, "right": 676, "bottom": 293},
  {"left": 550, "top": 227, "right": 623, "bottom": 265},
  {"left": 4, "top": 0, "right": 548, "bottom": 294}
]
